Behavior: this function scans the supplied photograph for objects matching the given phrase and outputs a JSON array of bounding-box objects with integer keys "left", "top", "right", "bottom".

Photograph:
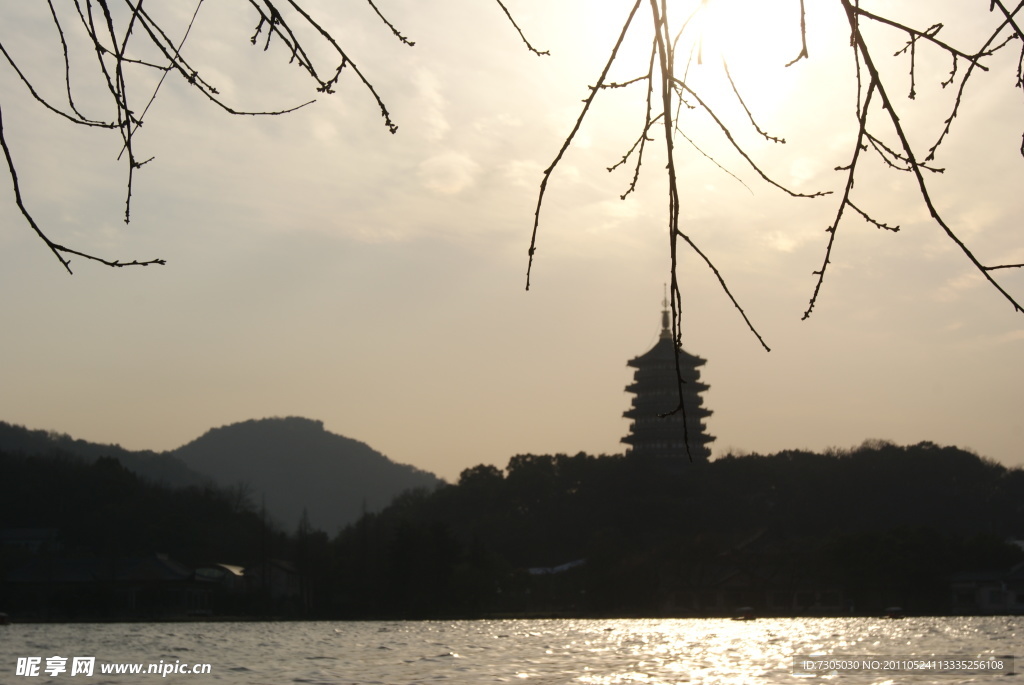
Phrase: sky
[{"left": 1, "top": 0, "right": 1021, "bottom": 483}]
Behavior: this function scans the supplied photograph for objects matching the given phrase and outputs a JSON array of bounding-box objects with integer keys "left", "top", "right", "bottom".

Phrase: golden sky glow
[{"left": 0, "top": 0, "right": 1021, "bottom": 481}]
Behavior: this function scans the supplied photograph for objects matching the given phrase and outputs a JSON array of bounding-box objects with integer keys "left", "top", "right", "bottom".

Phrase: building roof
[
  {"left": 627, "top": 334, "right": 708, "bottom": 374},
  {"left": 627, "top": 302, "right": 707, "bottom": 369}
]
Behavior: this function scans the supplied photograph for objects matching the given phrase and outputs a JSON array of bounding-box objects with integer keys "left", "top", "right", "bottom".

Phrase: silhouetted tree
[{"left": 329, "top": 443, "right": 1024, "bottom": 617}]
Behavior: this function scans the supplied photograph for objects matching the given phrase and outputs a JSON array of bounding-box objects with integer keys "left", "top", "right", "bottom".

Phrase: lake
[{"left": 1, "top": 616, "right": 1018, "bottom": 683}]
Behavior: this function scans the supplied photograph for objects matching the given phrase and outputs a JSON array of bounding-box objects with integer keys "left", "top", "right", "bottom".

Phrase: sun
[
  {"left": 685, "top": 0, "right": 808, "bottom": 62},
  {"left": 671, "top": 0, "right": 811, "bottom": 118}
]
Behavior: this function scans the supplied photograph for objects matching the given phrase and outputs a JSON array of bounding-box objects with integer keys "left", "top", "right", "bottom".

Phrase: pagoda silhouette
[{"left": 622, "top": 297, "right": 714, "bottom": 462}]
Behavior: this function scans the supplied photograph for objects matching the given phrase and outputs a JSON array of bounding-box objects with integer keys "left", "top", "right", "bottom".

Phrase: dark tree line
[
  {"left": 2, "top": 440, "right": 1022, "bottom": 618},
  {"left": 0, "top": 451, "right": 274, "bottom": 567},
  {"left": 329, "top": 442, "right": 1024, "bottom": 617}
]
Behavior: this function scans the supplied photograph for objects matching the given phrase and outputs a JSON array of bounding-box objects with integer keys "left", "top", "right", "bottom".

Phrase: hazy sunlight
[{"left": 678, "top": 0, "right": 809, "bottom": 120}]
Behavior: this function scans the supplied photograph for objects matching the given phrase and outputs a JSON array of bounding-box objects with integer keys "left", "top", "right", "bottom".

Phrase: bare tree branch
[
  {"left": 494, "top": 0, "right": 549, "bottom": 56},
  {"left": 925, "top": 0, "right": 1024, "bottom": 162},
  {"left": 853, "top": 7, "right": 988, "bottom": 67},
  {"left": 648, "top": 0, "right": 695, "bottom": 461},
  {"left": 675, "top": 228, "right": 771, "bottom": 353},
  {"left": 3, "top": 0, "right": 1022, "bottom": 325},
  {"left": 0, "top": 102, "right": 164, "bottom": 272},
  {"left": 722, "top": 59, "right": 785, "bottom": 144},
  {"left": 674, "top": 79, "right": 829, "bottom": 199},
  {"left": 525, "top": 0, "right": 643, "bottom": 291},
  {"left": 364, "top": 0, "right": 415, "bottom": 47},
  {"left": 832, "top": 0, "right": 1023, "bottom": 316},
  {"left": 802, "top": 75, "right": 877, "bottom": 321},
  {"left": 785, "top": 0, "right": 809, "bottom": 67},
  {"left": 0, "top": 40, "right": 115, "bottom": 128}
]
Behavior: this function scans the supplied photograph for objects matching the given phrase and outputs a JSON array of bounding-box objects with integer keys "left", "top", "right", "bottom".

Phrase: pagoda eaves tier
[{"left": 622, "top": 325, "right": 714, "bottom": 462}]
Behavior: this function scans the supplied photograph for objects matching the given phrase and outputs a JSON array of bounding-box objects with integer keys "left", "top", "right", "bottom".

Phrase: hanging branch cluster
[
  {"left": 524, "top": 0, "right": 1024, "bottom": 459},
  {"left": 802, "top": 0, "right": 1024, "bottom": 319},
  {"left": 526, "top": 0, "right": 834, "bottom": 357},
  {"left": 528, "top": 0, "right": 1024, "bottom": 330},
  {"left": 1, "top": 0, "right": 404, "bottom": 272},
  {"left": 1, "top": 0, "right": 546, "bottom": 274}
]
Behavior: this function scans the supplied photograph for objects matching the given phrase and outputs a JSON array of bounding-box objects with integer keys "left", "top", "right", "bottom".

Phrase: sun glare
[
  {"left": 583, "top": 0, "right": 817, "bottom": 130},
  {"left": 692, "top": 0, "right": 805, "bottom": 59},
  {"left": 568, "top": 0, "right": 838, "bottom": 197},
  {"left": 678, "top": 0, "right": 808, "bottom": 118}
]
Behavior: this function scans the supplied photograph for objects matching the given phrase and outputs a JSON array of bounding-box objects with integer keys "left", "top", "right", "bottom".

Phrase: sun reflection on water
[
  {"left": 559, "top": 616, "right": 1017, "bottom": 684},
  {"left": 0, "top": 616, "right": 1016, "bottom": 684}
]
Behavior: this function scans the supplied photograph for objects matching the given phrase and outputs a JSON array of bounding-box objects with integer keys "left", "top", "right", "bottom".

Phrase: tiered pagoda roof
[{"left": 622, "top": 302, "right": 714, "bottom": 462}]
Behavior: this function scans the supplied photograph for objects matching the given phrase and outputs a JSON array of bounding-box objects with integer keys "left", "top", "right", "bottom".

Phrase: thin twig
[
  {"left": 493, "top": 0, "right": 549, "bottom": 56},
  {"left": 925, "top": 0, "right": 1024, "bottom": 162},
  {"left": 525, "top": 0, "right": 643, "bottom": 290},
  {"left": 833, "top": 0, "right": 1023, "bottom": 316},
  {"left": 365, "top": 0, "right": 415, "bottom": 46},
  {"left": 853, "top": 7, "right": 989, "bottom": 67},
  {"left": 785, "top": 0, "right": 809, "bottom": 66},
  {"left": 118, "top": 0, "right": 207, "bottom": 162},
  {"left": 0, "top": 103, "right": 164, "bottom": 273},
  {"left": 675, "top": 229, "right": 770, "bottom": 352},
  {"left": 722, "top": 59, "right": 785, "bottom": 144},
  {"left": 674, "top": 79, "right": 829, "bottom": 199}
]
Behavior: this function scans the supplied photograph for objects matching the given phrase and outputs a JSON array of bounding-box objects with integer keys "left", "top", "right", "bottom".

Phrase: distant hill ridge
[
  {"left": 0, "top": 421, "right": 209, "bottom": 487},
  {"left": 171, "top": 417, "right": 442, "bottom": 532},
  {"left": 0, "top": 417, "right": 442, "bottom": 532}
]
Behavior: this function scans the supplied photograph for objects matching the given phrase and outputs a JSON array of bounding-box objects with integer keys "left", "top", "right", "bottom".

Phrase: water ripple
[{"left": 0, "top": 617, "right": 1018, "bottom": 684}]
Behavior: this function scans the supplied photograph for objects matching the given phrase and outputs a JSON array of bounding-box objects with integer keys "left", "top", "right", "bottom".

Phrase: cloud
[
  {"left": 502, "top": 159, "right": 541, "bottom": 188},
  {"left": 412, "top": 68, "right": 450, "bottom": 142},
  {"left": 763, "top": 230, "right": 802, "bottom": 253},
  {"left": 309, "top": 116, "right": 340, "bottom": 143},
  {"left": 934, "top": 271, "right": 984, "bottom": 303},
  {"left": 991, "top": 329, "right": 1024, "bottom": 346},
  {"left": 418, "top": 152, "right": 481, "bottom": 194}
]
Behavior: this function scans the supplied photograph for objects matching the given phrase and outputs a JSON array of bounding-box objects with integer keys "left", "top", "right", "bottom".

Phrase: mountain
[
  {"left": 0, "top": 417, "right": 443, "bottom": 533},
  {"left": 169, "top": 417, "right": 442, "bottom": 533},
  {"left": 0, "top": 421, "right": 208, "bottom": 488}
]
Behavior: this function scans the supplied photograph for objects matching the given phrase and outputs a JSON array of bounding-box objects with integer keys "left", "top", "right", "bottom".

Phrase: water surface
[{"left": 1, "top": 616, "right": 1017, "bottom": 683}]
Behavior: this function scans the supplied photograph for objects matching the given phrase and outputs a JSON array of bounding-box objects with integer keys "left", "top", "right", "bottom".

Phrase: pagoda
[{"left": 622, "top": 299, "right": 714, "bottom": 462}]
